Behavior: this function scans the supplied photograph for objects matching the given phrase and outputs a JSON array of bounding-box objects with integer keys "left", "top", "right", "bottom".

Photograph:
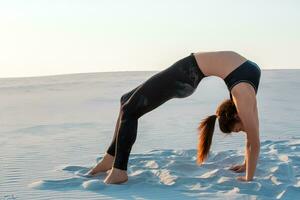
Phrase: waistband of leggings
[{"left": 190, "top": 53, "right": 206, "bottom": 78}]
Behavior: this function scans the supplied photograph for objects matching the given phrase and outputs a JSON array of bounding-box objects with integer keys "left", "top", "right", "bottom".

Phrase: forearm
[
  {"left": 233, "top": 92, "right": 260, "bottom": 181},
  {"left": 243, "top": 141, "right": 250, "bottom": 165},
  {"left": 246, "top": 143, "right": 260, "bottom": 180}
]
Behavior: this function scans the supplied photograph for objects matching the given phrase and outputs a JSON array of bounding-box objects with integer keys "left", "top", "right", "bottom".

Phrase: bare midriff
[{"left": 193, "top": 51, "right": 248, "bottom": 79}]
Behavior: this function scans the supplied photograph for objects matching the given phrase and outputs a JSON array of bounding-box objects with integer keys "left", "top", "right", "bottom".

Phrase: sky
[{"left": 0, "top": 0, "right": 299, "bottom": 78}]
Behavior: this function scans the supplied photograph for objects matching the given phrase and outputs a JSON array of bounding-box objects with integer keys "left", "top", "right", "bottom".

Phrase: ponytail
[{"left": 197, "top": 114, "right": 217, "bottom": 165}]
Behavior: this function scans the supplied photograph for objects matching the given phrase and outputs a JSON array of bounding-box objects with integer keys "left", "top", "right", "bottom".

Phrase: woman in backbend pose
[{"left": 88, "top": 51, "right": 261, "bottom": 184}]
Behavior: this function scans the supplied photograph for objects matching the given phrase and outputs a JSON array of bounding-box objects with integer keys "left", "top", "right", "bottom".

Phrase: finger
[
  {"left": 230, "top": 168, "right": 239, "bottom": 172},
  {"left": 232, "top": 169, "right": 241, "bottom": 173},
  {"left": 237, "top": 166, "right": 246, "bottom": 172},
  {"left": 234, "top": 166, "right": 245, "bottom": 173},
  {"left": 230, "top": 166, "right": 240, "bottom": 171},
  {"left": 236, "top": 168, "right": 244, "bottom": 173},
  {"left": 237, "top": 176, "right": 246, "bottom": 181}
]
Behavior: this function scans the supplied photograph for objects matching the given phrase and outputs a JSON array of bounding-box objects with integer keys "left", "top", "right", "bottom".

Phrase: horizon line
[{"left": 1, "top": 68, "right": 299, "bottom": 79}]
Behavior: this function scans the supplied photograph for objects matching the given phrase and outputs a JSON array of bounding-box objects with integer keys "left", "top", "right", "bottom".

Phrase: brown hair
[{"left": 197, "top": 99, "right": 239, "bottom": 165}]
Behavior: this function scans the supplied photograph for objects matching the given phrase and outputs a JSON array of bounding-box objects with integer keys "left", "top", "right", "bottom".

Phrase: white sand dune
[
  {"left": 28, "top": 139, "right": 300, "bottom": 200},
  {"left": 1, "top": 70, "right": 300, "bottom": 199}
]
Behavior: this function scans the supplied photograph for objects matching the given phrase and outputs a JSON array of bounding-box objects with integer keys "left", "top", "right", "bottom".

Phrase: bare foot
[
  {"left": 103, "top": 167, "right": 128, "bottom": 184},
  {"left": 88, "top": 153, "right": 114, "bottom": 176}
]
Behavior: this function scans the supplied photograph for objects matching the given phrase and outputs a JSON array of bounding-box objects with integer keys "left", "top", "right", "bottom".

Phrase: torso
[
  {"left": 193, "top": 51, "right": 248, "bottom": 79},
  {"left": 193, "top": 51, "right": 257, "bottom": 101}
]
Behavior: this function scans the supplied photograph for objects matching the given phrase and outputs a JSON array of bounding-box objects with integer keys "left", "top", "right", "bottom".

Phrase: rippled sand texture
[
  {"left": 1, "top": 70, "right": 300, "bottom": 199},
  {"left": 28, "top": 140, "right": 300, "bottom": 200}
]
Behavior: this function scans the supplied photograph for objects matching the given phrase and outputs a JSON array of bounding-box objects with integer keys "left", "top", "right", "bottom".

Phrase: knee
[
  {"left": 120, "top": 102, "right": 133, "bottom": 119},
  {"left": 120, "top": 93, "right": 129, "bottom": 105}
]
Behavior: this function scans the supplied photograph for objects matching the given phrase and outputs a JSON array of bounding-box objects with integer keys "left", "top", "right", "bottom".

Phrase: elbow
[
  {"left": 247, "top": 137, "right": 260, "bottom": 151},
  {"left": 253, "top": 139, "right": 260, "bottom": 147},
  {"left": 246, "top": 131, "right": 260, "bottom": 151},
  {"left": 251, "top": 141, "right": 260, "bottom": 153},
  {"left": 255, "top": 139, "right": 261, "bottom": 149},
  {"left": 247, "top": 139, "right": 260, "bottom": 150}
]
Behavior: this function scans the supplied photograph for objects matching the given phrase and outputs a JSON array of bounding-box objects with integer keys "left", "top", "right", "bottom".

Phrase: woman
[{"left": 87, "top": 51, "right": 261, "bottom": 184}]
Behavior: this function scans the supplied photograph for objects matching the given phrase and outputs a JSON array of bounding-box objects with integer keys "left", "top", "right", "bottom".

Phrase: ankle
[
  {"left": 111, "top": 167, "right": 127, "bottom": 173},
  {"left": 104, "top": 153, "right": 114, "bottom": 160}
]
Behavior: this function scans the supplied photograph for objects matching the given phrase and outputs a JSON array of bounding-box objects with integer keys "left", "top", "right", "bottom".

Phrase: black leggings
[{"left": 106, "top": 53, "right": 206, "bottom": 170}]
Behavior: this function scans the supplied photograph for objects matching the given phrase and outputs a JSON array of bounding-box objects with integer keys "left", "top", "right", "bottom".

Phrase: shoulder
[{"left": 231, "top": 83, "right": 257, "bottom": 107}]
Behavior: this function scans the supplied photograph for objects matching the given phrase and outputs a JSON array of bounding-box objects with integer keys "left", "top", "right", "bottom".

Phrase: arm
[
  {"left": 244, "top": 139, "right": 250, "bottom": 165},
  {"left": 233, "top": 92, "right": 260, "bottom": 181}
]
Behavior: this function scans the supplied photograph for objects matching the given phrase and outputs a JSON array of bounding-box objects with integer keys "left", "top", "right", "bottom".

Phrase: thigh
[
  {"left": 122, "top": 54, "right": 203, "bottom": 118},
  {"left": 122, "top": 69, "right": 188, "bottom": 118}
]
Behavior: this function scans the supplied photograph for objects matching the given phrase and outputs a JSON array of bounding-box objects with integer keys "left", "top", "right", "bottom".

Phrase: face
[{"left": 232, "top": 121, "right": 244, "bottom": 133}]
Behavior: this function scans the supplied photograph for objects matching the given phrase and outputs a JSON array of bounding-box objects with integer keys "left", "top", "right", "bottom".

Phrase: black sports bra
[{"left": 223, "top": 60, "right": 261, "bottom": 100}]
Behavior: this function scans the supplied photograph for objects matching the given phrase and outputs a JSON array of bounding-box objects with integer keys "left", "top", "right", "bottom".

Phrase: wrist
[{"left": 246, "top": 175, "right": 253, "bottom": 181}]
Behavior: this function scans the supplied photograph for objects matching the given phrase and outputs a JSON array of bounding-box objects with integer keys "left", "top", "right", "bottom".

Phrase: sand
[{"left": 1, "top": 70, "right": 300, "bottom": 199}]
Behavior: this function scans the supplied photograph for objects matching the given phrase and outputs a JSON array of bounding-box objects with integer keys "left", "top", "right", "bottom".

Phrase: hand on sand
[
  {"left": 236, "top": 176, "right": 247, "bottom": 181},
  {"left": 229, "top": 163, "right": 246, "bottom": 173}
]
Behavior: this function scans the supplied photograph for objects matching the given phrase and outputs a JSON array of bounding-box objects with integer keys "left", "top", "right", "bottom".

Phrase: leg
[
  {"left": 106, "top": 85, "right": 142, "bottom": 156},
  {"left": 88, "top": 86, "right": 140, "bottom": 175},
  {"left": 107, "top": 53, "right": 203, "bottom": 158},
  {"left": 104, "top": 54, "right": 204, "bottom": 184}
]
